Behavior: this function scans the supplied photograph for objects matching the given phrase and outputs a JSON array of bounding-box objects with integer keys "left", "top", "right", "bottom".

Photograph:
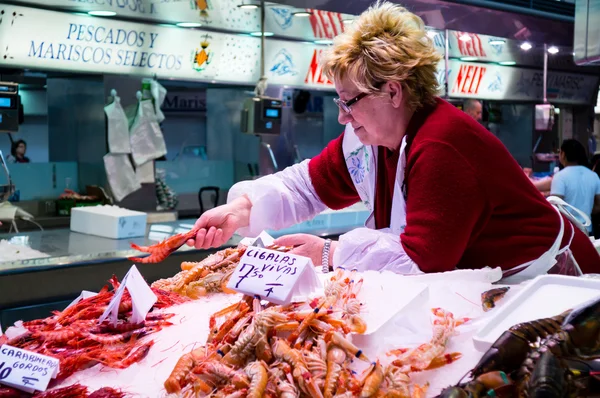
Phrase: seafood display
[
  {"left": 163, "top": 269, "right": 463, "bottom": 397},
  {"left": 0, "top": 276, "right": 189, "bottom": 384},
  {"left": 151, "top": 245, "right": 291, "bottom": 299},
  {"left": 481, "top": 287, "right": 510, "bottom": 312},
  {"left": 437, "top": 296, "right": 600, "bottom": 397}
]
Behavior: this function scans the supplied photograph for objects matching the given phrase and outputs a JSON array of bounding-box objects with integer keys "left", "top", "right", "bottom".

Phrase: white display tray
[{"left": 473, "top": 275, "right": 600, "bottom": 352}]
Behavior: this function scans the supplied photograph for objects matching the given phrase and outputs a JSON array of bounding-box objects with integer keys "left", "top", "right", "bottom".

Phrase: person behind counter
[
  {"left": 463, "top": 99, "right": 482, "bottom": 123},
  {"left": 551, "top": 139, "right": 600, "bottom": 234},
  {"left": 186, "top": 1, "right": 600, "bottom": 280},
  {"left": 6, "top": 140, "right": 30, "bottom": 164}
]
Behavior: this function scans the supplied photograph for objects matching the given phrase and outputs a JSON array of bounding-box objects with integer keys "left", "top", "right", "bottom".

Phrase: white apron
[{"left": 340, "top": 124, "right": 583, "bottom": 282}]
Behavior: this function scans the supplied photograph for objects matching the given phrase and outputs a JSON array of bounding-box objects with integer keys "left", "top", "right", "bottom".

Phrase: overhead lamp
[
  {"left": 176, "top": 22, "right": 202, "bottom": 28},
  {"left": 548, "top": 46, "right": 559, "bottom": 54},
  {"left": 427, "top": 30, "right": 438, "bottom": 38},
  {"left": 460, "top": 56, "right": 478, "bottom": 61},
  {"left": 499, "top": 61, "right": 516, "bottom": 65},
  {"left": 342, "top": 19, "right": 354, "bottom": 24},
  {"left": 238, "top": 2, "right": 260, "bottom": 9},
  {"left": 459, "top": 33, "right": 471, "bottom": 42},
  {"left": 88, "top": 10, "right": 116, "bottom": 17},
  {"left": 520, "top": 42, "right": 532, "bottom": 51},
  {"left": 314, "top": 39, "right": 333, "bottom": 45},
  {"left": 292, "top": 11, "right": 313, "bottom": 17},
  {"left": 250, "top": 31, "right": 274, "bottom": 37},
  {"left": 489, "top": 39, "right": 506, "bottom": 45}
]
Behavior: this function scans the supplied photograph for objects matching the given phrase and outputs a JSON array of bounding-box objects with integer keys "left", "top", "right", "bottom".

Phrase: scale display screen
[
  {"left": 0, "top": 98, "right": 11, "bottom": 108},
  {"left": 264, "top": 108, "right": 280, "bottom": 118}
]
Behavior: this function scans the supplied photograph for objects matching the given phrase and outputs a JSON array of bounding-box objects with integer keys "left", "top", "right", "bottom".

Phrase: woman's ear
[{"left": 386, "top": 81, "right": 404, "bottom": 108}]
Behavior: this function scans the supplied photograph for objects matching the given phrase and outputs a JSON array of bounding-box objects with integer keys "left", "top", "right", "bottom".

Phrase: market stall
[{"left": 1, "top": 235, "right": 599, "bottom": 397}]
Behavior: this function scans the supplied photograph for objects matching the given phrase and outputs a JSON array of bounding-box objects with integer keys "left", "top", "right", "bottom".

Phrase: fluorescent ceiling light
[
  {"left": 459, "top": 34, "right": 471, "bottom": 42},
  {"left": 292, "top": 11, "right": 312, "bottom": 17},
  {"left": 88, "top": 10, "right": 116, "bottom": 17},
  {"left": 499, "top": 61, "right": 516, "bottom": 65},
  {"left": 520, "top": 42, "right": 532, "bottom": 51},
  {"left": 314, "top": 39, "right": 333, "bottom": 45},
  {"left": 250, "top": 31, "right": 274, "bottom": 36},
  {"left": 489, "top": 39, "right": 506, "bottom": 45},
  {"left": 548, "top": 46, "right": 559, "bottom": 54},
  {"left": 342, "top": 19, "right": 354, "bottom": 24},
  {"left": 176, "top": 22, "right": 202, "bottom": 28},
  {"left": 460, "top": 56, "right": 478, "bottom": 61},
  {"left": 238, "top": 3, "right": 259, "bottom": 8}
]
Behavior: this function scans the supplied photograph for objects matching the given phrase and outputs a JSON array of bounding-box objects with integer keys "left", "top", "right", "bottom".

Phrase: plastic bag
[
  {"left": 129, "top": 99, "right": 167, "bottom": 167},
  {"left": 103, "top": 153, "right": 142, "bottom": 202},
  {"left": 150, "top": 80, "right": 167, "bottom": 123},
  {"left": 104, "top": 95, "right": 131, "bottom": 154}
]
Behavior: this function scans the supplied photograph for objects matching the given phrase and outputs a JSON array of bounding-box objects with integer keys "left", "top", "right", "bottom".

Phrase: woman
[
  {"left": 187, "top": 2, "right": 600, "bottom": 280},
  {"left": 7, "top": 140, "right": 30, "bottom": 164}
]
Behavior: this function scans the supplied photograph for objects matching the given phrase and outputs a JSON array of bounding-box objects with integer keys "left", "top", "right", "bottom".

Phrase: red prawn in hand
[{"left": 129, "top": 228, "right": 199, "bottom": 263}]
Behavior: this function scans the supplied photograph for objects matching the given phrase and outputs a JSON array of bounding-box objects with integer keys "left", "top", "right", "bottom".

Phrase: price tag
[
  {"left": 0, "top": 345, "right": 60, "bottom": 393},
  {"left": 226, "top": 247, "right": 322, "bottom": 305},
  {"left": 98, "top": 265, "right": 157, "bottom": 325}
]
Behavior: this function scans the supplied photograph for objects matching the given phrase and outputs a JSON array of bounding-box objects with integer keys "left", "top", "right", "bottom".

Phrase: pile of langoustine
[
  {"left": 163, "top": 269, "right": 466, "bottom": 397},
  {"left": 150, "top": 245, "right": 292, "bottom": 299},
  {"left": 0, "top": 275, "right": 189, "bottom": 396}
]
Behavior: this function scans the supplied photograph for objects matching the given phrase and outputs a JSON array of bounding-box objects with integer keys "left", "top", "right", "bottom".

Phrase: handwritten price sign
[
  {"left": 226, "top": 247, "right": 322, "bottom": 304},
  {"left": 0, "top": 345, "right": 59, "bottom": 392}
]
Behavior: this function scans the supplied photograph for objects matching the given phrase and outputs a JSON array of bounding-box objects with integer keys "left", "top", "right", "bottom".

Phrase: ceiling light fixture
[
  {"left": 314, "top": 39, "right": 333, "bottom": 45},
  {"left": 292, "top": 11, "right": 312, "bottom": 17},
  {"left": 250, "top": 31, "right": 274, "bottom": 37},
  {"left": 489, "top": 39, "right": 506, "bottom": 45},
  {"left": 548, "top": 46, "right": 559, "bottom": 54},
  {"left": 342, "top": 19, "right": 354, "bottom": 24},
  {"left": 176, "top": 22, "right": 202, "bottom": 27},
  {"left": 460, "top": 56, "right": 478, "bottom": 61},
  {"left": 499, "top": 61, "right": 516, "bottom": 65},
  {"left": 520, "top": 42, "right": 532, "bottom": 51},
  {"left": 88, "top": 10, "right": 116, "bottom": 17}
]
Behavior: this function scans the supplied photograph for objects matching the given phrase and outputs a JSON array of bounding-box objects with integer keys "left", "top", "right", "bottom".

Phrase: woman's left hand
[{"left": 273, "top": 233, "right": 336, "bottom": 267}]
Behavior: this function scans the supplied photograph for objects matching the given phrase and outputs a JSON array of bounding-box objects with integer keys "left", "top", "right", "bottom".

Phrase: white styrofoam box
[
  {"left": 473, "top": 275, "right": 600, "bottom": 352},
  {"left": 70, "top": 205, "right": 147, "bottom": 239}
]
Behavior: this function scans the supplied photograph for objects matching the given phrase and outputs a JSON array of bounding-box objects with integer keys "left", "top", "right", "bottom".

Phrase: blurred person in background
[
  {"left": 463, "top": 99, "right": 482, "bottom": 123},
  {"left": 551, "top": 139, "right": 600, "bottom": 235},
  {"left": 7, "top": 140, "right": 30, "bottom": 164}
]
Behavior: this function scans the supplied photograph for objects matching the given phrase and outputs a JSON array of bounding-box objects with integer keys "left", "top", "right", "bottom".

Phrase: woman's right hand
[{"left": 186, "top": 195, "right": 252, "bottom": 249}]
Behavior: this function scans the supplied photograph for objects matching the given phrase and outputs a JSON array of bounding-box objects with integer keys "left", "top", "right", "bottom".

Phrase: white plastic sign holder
[
  {"left": 99, "top": 265, "right": 157, "bottom": 325},
  {"left": 0, "top": 345, "right": 60, "bottom": 393},
  {"left": 226, "top": 246, "right": 321, "bottom": 305}
]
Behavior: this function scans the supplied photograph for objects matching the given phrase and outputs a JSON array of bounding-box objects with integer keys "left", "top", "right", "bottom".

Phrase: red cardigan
[{"left": 308, "top": 98, "right": 600, "bottom": 274}]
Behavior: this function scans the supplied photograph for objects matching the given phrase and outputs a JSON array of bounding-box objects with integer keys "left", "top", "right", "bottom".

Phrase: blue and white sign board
[
  {"left": 227, "top": 247, "right": 322, "bottom": 305},
  {"left": 0, "top": 345, "right": 59, "bottom": 393}
]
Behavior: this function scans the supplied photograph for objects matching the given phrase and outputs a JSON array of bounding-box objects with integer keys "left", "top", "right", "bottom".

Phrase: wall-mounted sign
[
  {"left": 447, "top": 60, "right": 599, "bottom": 104},
  {"left": 0, "top": 5, "right": 597, "bottom": 104},
  {"left": 7, "top": 0, "right": 350, "bottom": 42}
]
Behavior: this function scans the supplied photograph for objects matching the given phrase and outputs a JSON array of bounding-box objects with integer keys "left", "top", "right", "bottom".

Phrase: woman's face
[
  {"left": 16, "top": 143, "right": 26, "bottom": 156},
  {"left": 335, "top": 76, "right": 406, "bottom": 150}
]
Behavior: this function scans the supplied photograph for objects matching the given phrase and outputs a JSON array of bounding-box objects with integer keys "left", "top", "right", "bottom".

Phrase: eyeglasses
[{"left": 333, "top": 92, "right": 369, "bottom": 114}]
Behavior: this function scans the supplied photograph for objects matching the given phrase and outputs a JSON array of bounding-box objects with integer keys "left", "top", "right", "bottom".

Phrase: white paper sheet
[{"left": 103, "top": 154, "right": 142, "bottom": 202}]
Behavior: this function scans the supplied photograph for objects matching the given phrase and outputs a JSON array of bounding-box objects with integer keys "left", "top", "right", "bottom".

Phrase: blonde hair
[{"left": 320, "top": 1, "right": 442, "bottom": 110}]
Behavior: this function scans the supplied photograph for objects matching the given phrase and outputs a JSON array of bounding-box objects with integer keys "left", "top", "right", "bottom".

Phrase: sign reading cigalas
[{"left": 227, "top": 245, "right": 322, "bottom": 305}]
